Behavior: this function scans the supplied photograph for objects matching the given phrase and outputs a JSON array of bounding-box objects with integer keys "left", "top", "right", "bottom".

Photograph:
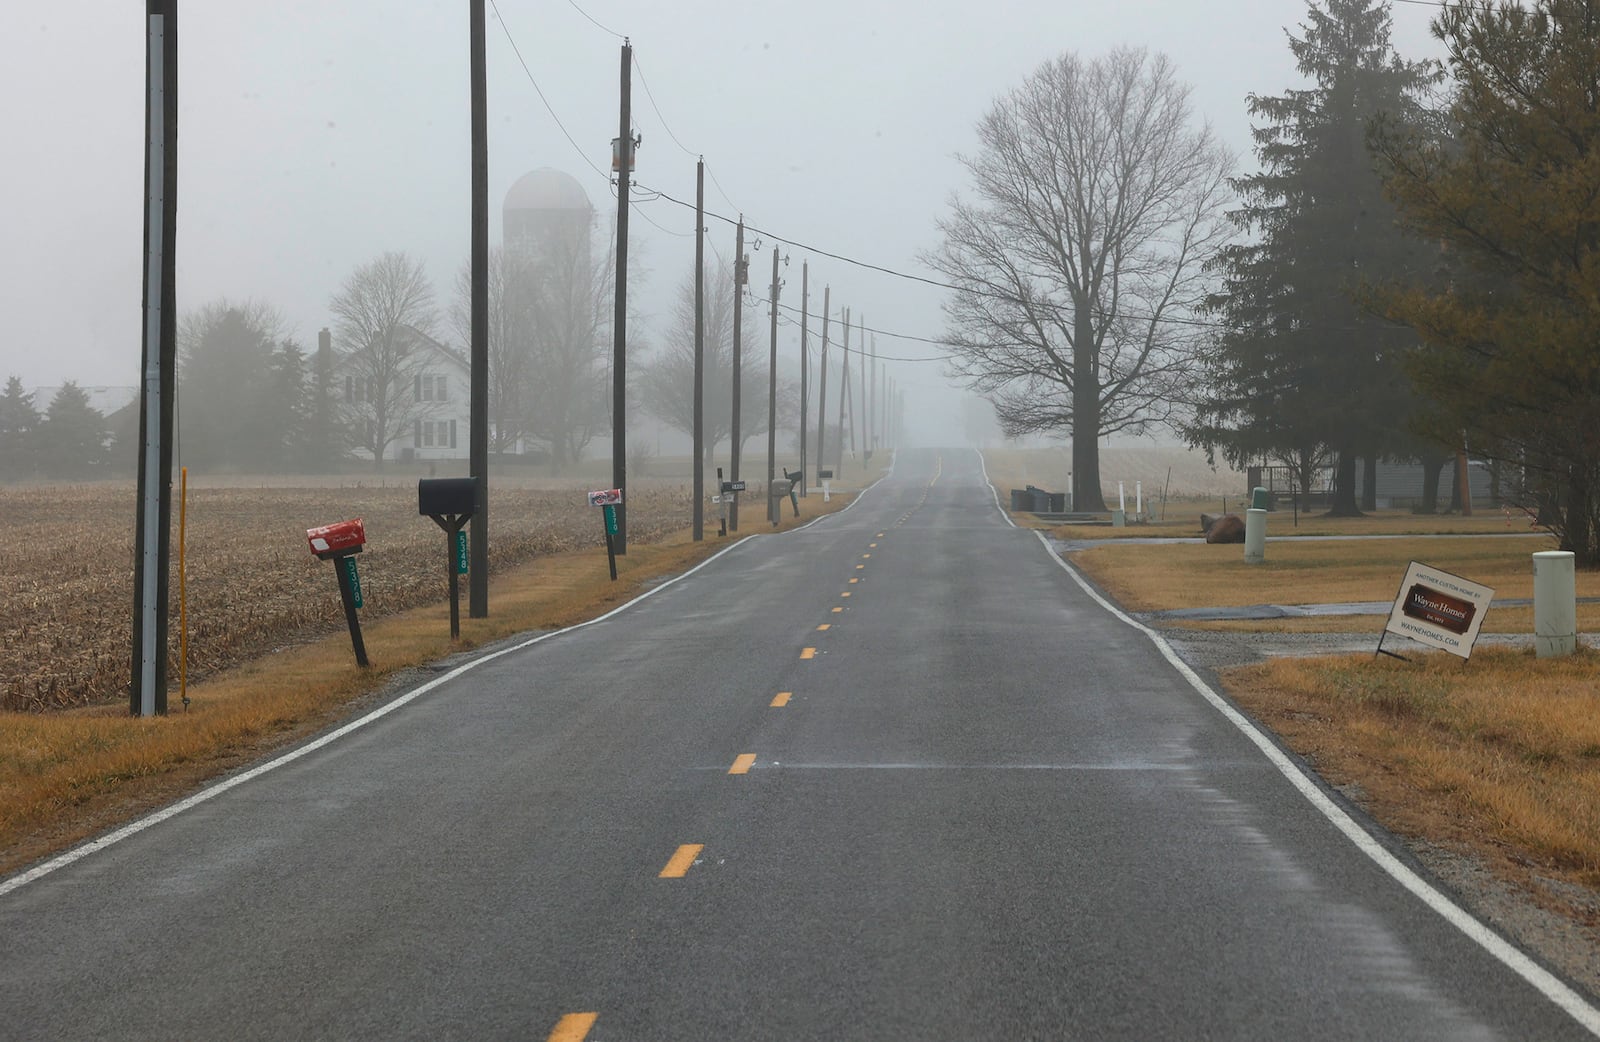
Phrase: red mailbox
[{"left": 307, "top": 518, "right": 366, "bottom": 560}]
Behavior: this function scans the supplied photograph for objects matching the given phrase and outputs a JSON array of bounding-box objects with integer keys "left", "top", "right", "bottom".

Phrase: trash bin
[
  {"left": 1011, "top": 489, "right": 1029, "bottom": 511},
  {"left": 1047, "top": 492, "right": 1066, "bottom": 513},
  {"left": 1031, "top": 489, "right": 1051, "bottom": 512}
]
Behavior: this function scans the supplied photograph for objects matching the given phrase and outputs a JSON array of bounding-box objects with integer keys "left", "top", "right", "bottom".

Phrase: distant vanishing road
[{"left": 3, "top": 447, "right": 1597, "bottom": 1040}]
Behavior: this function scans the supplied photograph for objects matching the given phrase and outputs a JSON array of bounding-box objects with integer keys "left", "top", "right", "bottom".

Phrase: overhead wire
[
  {"left": 489, "top": 0, "right": 609, "bottom": 182},
  {"left": 564, "top": 0, "right": 625, "bottom": 38}
]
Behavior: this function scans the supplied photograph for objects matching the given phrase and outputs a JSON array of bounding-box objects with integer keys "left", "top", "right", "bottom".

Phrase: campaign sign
[
  {"left": 587, "top": 488, "right": 624, "bottom": 507},
  {"left": 1384, "top": 561, "right": 1495, "bottom": 659}
]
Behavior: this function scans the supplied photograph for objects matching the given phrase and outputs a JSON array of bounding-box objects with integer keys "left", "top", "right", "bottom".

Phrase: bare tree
[
  {"left": 522, "top": 220, "right": 613, "bottom": 471},
  {"left": 926, "top": 48, "right": 1233, "bottom": 511},
  {"left": 451, "top": 247, "right": 527, "bottom": 457},
  {"left": 640, "top": 265, "right": 780, "bottom": 467},
  {"left": 330, "top": 251, "right": 439, "bottom": 469}
]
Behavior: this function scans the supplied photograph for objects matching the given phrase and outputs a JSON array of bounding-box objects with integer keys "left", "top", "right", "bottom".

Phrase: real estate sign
[{"left": 1384, "top": 561, "right": 1495, "bottom": 659}]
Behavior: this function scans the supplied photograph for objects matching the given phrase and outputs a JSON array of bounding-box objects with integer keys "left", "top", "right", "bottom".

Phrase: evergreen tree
[
  {"left": 268, "top": 339, "right": 312, "bottom": 471},
  {"left": 38, "top": 382, "right": 107, "bottom": 478},
  {"left": 0, "top": 375, "right": 40, "bottom": 481},
  {"left": 1191, "top": 0, "right": 1440, "bottom": 514},
  {"left": 1372, "top": 0, "right": 1600, "bottom": 562},
  {"left": 178, "top": 300, "right": 284, "bottom": 471}
]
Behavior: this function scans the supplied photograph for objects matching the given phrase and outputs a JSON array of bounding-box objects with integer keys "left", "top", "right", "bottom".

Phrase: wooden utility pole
[
  {"left": 730, "top": 218, "right": 745, "bottom": 531},
  {"left": 837, "top": 307, "right": 851, "bottom": 472},
  {"left": 816, "top": 287, "right": 831, "bottom": 481},
  {"left": 797, "top": 262, "right": 808, "bottom": 496},
  {"left": 468, "top": 0, "right": 489, "bottom": 617},
  {"left": 692, "top": 159, "right": 705, "bottom": 541},
  {"left": 611, "top": 40, "right": 633, "bottom": 552},
  {"left": 133, "top": 0, "right": 178, "bottom": 716},
  {"left": 868, "top": 333, "right": 876, "bottom": 458},
  {"left": 766, "top": 247, "right": 780, "bottom": 525}
]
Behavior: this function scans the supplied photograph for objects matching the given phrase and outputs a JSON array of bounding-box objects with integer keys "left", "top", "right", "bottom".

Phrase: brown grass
[
  {"left": 1073, "top": 534, "right": 1574, "bottom": 612},
  {"left": 0, "top": 471, "right": 873, "bottom": 876},
  {"left": 1226, "top": 648, "right": 1600, "bottom": 898}
]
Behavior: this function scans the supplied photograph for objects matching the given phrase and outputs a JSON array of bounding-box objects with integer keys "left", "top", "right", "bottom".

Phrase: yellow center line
[
  {"left": 856, "top": 564, "right": 865, "bottom": 570},
  {"left": 877, "top": 532, "right": 885, "bottom": 537},
  {"left": 816, "top": 623, "right": 831, "bottom": 631},
  {"left": 862, "top": 553, "right": 871, "bottom": 559},
  {"left": 831, "top": 606, "right": 843, "bottom": 613},
  {"left": 548, "top": 1012, "right": 599, "bottom": 1042},
  {"left": 800, "top": 646, "right": 817, "bottom": 659},
  {"left": 771, "top": 691, "right": 792, "bottom": 707},
  {"left": 729, "top": 753, "right": 757, "bottom": 774},
  {"left": 841, "top": 592, "right": 852, "bottom": 598},
  {"left": 870, "top": 542, "right": 878, "bottom": 548},
  {"left": 849, "top": 577, "right": 859, "bottom": 584},
  {"left": 659, "top": 844, "right": 703, "bottom": 879}
]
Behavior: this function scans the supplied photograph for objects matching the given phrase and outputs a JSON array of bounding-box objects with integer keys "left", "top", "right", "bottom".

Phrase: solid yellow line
[
  {"left": 659, "top": 844, "right": 703, "bottom": 879},
  {"left": 816, "top": 623, "right": 831, "bottom": 631},
  {"left": 771, "top": 691, "right": 791, "bottom": 707},
  {"left": 729, "top": 753, "right": 757, "bottom": 775},
  {"left": 548, "top": 1012, "right": 599, "bottom": 1042},
  {"left": 801, "top": 646, "right": 817, "bottom": 659}
]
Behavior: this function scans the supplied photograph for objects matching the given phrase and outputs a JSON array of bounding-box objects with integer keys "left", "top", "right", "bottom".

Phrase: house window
[{"left": 414, "top": 374, "right": 449, "bottom": 403}]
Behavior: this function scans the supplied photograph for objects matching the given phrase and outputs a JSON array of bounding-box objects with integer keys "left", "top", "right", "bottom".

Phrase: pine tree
[
  {"left": 0, "top": 376, "right": 40, "bottom": 481},
  {"left": 1192, "top": 0, "right": 1441, "bottom": 514},
  {"left": 178, "top": 300, "right": 283, "bottom": 471},
  {"left": 38, "top": 382, "right": 108, "bottom": 479},
  {"left": 1373, "top": 0, "right": 1600, "bottom": 562}
]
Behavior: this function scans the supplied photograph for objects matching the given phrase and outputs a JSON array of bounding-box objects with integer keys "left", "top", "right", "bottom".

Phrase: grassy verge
[
  {"left": 0, "top": 482, "right": 867, "bottom": 878},
  {"left": 1226, "top": 649, "right": 1600, "bottom": 899}
]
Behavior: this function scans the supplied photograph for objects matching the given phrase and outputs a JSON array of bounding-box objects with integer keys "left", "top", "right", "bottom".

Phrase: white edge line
[
  {"left": 1032, "top": 529, "right": 1600, "bottom": 1035},
  {"left": 792, "top": 449, "right": 895, "bottom": 532},
  {"left": 1, "top": 531, "right": 762, "bottom": 901},
  {"left": 977, "top": 448, "right": 1017, "bottom": 527}
]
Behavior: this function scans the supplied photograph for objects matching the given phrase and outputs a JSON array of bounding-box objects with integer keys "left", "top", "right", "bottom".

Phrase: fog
[{"left": 1, "top": 1, "right": 1445, "bottom": 451}]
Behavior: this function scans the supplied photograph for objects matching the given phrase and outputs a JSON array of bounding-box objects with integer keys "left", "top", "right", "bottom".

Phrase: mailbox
[
  {"left": 307, "top": 518, "right": 366, "bottom": 560},
  {"left": 419, "top": 477, "right": 476, "bottom": 517}
]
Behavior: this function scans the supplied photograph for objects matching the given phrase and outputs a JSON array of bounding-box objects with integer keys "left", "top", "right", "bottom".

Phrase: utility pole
[
  {"left": 132, "top": 0, "right": 178, "bottom": 716},
  {"left": 468, "top": 0, "right": 489, "bottom": 617},
  {"left": 855, "top": 313, "right": 864, "bottom": 462},
  {"left": 837, "top": 307, "right": 850, "bottom": 475},
  {"left": 868, "top": 333, "right": 876, "bottom": 459},
  {"left": 730, "top": 218, "right": 745, "bottom": 531},
  {"left": 692, "top": 158, "right": 705, "bottom": 541},
  {"left": 816, "top": 287, "right": 830, "bottom": 483},
  {"left": 797, "top": 262, "right": 808, "bottom": 496},
  {"left": 611, "top": 39, "right": 634, "bottom": 553},
  {"left": 766, "top": 247, "right": 780, "bottom": 525}
]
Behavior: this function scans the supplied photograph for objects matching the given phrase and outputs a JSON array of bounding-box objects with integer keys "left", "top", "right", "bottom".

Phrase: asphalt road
[{"left": 3, "top": 447, "right": 1596, "bottom": 1040}]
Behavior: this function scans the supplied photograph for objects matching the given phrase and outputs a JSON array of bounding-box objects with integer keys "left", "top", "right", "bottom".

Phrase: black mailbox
[{"left": 419, "top": 477, "right": 475, "bottom": 517}]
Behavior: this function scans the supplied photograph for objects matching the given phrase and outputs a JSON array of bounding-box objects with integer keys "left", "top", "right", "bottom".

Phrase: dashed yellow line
[
  {"left": 729, "top": 753, "right": 757, "bottom": 775},
  {"left": 841, "top": 592, "right": 852, "bottom": 598},
  {"left": 869, "top": 542, "right": 878, "bottom": 548},
  {"left": 659, "top": 844, "right": 703, "bottom": 879},
  {"left": 548, "top": 1012, "right": 599, "bottom": 1041},
  {"left": 816, "top": 623, "right": 831, "bottom": 631},
  {"left": 877, "top": 532, "right": 885, "bottom": 537},
  {"left": 831, "top": 606, "right": 843, "bottom": 613},
  {"left": 849, "top": 577, "right": 859, "bottom": 584},
  {"left": 862, "top": 553, "right": 871, "bottom": 559},
  {"left": 771, "top": 691, "right": 792, "bottom": 707},
  {"left": 855, "top": 564, "right": 865, "bottom": 570},
  {"left": 801, "top": 646, "right": 817, "bottom": 659}
]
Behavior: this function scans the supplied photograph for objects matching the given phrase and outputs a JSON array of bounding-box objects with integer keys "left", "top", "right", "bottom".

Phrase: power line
[
  {"left": 489, "top": 0, "right": 609, "bottom": 182},
  {"left": 564, "top": 0, "right": 625, "bottom": 38},
  {"left": 631, "top": 54, "right": 697, "bottom": 158}
]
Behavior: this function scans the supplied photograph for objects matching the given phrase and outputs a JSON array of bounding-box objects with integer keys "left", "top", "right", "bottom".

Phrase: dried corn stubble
[{"left": 0, "top": 480, "right": 693, "bottom": 711}]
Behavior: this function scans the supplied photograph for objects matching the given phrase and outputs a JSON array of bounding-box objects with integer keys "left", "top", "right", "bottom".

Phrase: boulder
[{"left": 1205, "top": 513, "right": 1246, "bottom": 544}]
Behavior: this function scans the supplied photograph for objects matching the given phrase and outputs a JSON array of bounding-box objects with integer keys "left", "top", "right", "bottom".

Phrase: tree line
[
  {"left": 5, "top": 214, "right": 799, "bottom": 481},
  {"left": 933, "top": 0, "right": 1600, "bottom": 564}
]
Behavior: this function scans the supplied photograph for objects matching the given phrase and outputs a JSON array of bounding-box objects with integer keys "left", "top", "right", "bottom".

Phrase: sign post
[
  {"left": 307, "top": 518, "right": 369, "bottom": 667},
  {"left": 589, "top": 488, "right": 624, "bottom": 580},
  {"left": 419, "top": 477, "right": 476, "bottom": 640},
  {"left": 1378, "top": 561, "right": 1495, "bottom": 661}
]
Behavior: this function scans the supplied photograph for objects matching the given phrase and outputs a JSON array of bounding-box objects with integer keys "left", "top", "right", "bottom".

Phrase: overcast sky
[{"left": 2, "top": 0, "right": 1446, "bottom": 442}]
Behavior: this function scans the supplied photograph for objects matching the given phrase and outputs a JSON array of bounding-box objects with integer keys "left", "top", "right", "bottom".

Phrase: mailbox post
[
  {"left": 588, "top": 488, "right": 624, "bottom": 580},
  {"left": 419, "top": 477, "right": 475, "bottom": 639},
  {"left": 307, "top": 519, "right": 369, "bottom": 667}
]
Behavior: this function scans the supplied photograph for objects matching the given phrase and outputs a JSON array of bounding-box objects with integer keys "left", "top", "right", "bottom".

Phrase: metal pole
[
  {"left": 730, "top": 218, "right": 744, "bottom": 531},
  {"left": 798, "top": 261, "right": 808, "bottom": 496},
  {"left": 468, "top": 0, "right": 490, "bottom": 617},
  {"left": 611, "top": 40, "right": 632, "bottom": 553},
  {"left": 816, "top": 287, "right": 830, "bottom": 483},
  {"left": 766, "top": 247, "right": 779, "bottom": 525},
  {"left": 132, "top": 0, "right": 177, "bottom": 716},
  {"left": 692, "top": 159, "right": 705, "bottom": 541}
]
